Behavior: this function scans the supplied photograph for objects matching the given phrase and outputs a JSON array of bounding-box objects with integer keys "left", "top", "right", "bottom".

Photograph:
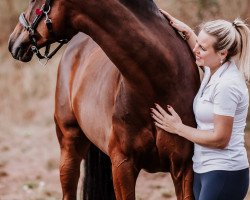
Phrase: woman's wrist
[
  {"left": 183, "top": 31, "right": 190, "bottom": 40},
  {"left": 182, "top": 28, "right": 192, "bottom": 41},
  {"left": 175, "top": 123, "right": 184, "bottom": 135}
]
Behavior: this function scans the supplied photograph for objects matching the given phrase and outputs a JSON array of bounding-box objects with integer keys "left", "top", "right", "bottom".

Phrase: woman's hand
[
  {"left": 151, "top": 103, "right": 183, "bottom": 134},
  {"left": 159, "top": 9, "right": 192, "bottom": 40}
]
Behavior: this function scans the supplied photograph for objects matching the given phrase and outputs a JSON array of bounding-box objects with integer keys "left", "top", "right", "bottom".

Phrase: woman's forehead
[{"left": 197, "top": 30, "right": 217, "bottom": 49}]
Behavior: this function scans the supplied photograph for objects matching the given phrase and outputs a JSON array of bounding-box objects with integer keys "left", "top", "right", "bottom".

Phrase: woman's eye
[{"left": 200, "top": 46, "right": 206, "bottom": 51}]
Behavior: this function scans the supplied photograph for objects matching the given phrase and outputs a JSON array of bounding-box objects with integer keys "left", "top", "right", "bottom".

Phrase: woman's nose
[{"left": 193, "top": 44, "right": 198, "bottom": 54}]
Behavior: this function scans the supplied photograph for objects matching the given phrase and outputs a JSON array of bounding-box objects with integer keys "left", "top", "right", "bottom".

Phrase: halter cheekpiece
[{"left": 19, "top": 0, "right": 68, "bottom": 60}]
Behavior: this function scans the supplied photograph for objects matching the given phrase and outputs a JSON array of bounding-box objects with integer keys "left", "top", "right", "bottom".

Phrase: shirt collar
[
  {"left": 210, "top": 61, "right": 231, "bottom": 80},
  {"left": 205, "top": 61, "right": 233, "bottom": 86}
]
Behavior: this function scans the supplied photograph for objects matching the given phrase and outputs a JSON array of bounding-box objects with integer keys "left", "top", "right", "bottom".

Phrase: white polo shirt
[{"left": 193, "top": 60, "right": 249, "bottom": 173}]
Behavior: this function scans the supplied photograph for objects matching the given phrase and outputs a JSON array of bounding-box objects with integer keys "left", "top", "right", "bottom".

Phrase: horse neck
[{"left": 69, "top": 0, "right": 195, "bottom": 93}]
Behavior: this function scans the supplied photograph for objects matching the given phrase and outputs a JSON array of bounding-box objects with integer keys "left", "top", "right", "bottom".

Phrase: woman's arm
[
  {"left": 151, "top": 104, "right": 233, "bottom": 149},
  {"left": 160, "top": 9, "right": 197, "bottom": 51}
]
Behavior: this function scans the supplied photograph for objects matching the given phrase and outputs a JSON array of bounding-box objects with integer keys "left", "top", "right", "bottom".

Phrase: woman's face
[{"left": 193, "top": 30, "right": 222, "bottom": 73}]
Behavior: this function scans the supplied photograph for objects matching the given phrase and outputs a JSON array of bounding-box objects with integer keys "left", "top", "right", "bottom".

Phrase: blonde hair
[{"left": 201, "top": 19, "right": 250, "bottom": 81}]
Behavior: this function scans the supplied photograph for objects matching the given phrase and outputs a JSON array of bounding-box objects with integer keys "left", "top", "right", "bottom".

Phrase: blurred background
[{"left": 0, "top": 0, "right": 250, "bottom": 199}]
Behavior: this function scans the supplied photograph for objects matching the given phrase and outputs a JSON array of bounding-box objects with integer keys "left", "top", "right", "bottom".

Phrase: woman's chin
[{"left": 195, "top": 60, "right": 204, "bottom": 67}]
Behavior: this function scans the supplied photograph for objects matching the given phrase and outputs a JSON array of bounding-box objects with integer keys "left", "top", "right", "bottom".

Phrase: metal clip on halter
[{"left": 43, "top": 5, "right": 51, "bottom": 24}]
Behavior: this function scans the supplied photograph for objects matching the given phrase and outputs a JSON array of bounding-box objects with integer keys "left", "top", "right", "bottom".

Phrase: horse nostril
[
  {"left": 14, "top": 46, "right": 21, "bottom": 59},
  {"left": 8, "top": 39, "right": 14, "bottom": 53}
]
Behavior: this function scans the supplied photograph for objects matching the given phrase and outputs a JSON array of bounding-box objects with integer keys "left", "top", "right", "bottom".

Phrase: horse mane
[
  {"left": 120, "top": 0, "right": 158, "bottom": 12},
  {"left": 120, "top": 0, "right": 166, "bottom": 25}
]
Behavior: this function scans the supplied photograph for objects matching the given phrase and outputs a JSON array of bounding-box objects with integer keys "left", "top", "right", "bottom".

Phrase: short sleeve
[{"left": 213, "top": 82, "right": 241, "bottom": 117}]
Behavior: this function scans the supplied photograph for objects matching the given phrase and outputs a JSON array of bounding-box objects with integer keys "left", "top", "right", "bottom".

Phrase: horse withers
[{"left": 8, "top": 0, "right": 200, "bottom": 199}]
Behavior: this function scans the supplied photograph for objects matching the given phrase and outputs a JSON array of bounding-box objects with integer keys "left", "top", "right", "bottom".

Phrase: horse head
[{"left": 8, "top": 0, "right": 73, "bottom": 62}]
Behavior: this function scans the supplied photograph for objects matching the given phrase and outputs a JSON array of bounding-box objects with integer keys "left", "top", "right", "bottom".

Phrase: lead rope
[{"left": 38, "top": 58, "right": 49, "bottom": 67}]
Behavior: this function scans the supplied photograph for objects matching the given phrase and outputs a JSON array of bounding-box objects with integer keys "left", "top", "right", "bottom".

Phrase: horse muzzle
[{"left": 8, "top": 33, "right": 34, "bottom": 62}]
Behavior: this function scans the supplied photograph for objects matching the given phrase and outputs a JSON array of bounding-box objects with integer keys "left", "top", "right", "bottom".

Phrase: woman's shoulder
[
  {"left": 221, "top": 61, "right": 246, "bottom": 85},
  {"left": 216, "top": 74, "right": 247, "bottom": 99}
]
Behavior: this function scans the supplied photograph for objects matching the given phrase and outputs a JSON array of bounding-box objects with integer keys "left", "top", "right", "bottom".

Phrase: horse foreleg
[
  {"left": 110, "top": 151, "right": 139, "bottom": 200},
  {"left": 170, "top": 154, "right": 194, "bottom": 200},
  {"left": 55, "top": 121, "right": 90, "bottom": 200}
]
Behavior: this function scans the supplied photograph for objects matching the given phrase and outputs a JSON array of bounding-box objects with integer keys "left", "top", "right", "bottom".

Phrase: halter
[{"left": 19, "top": 0, "right": 68, "bottom": 60}]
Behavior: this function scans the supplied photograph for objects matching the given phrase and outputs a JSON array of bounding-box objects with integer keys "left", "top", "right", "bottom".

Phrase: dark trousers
[{"left": 193, "top": 168, "right": 249, "bottom": 200}]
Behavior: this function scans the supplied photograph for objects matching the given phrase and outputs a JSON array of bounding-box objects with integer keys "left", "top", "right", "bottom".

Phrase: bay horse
[{"left": 8, "top": 0, "right": 200, "bottom": 199}]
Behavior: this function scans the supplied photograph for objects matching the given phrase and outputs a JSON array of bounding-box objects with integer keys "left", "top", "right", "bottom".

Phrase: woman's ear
[{"left": 217, "top": 49, "right": 228, "bottom": 61}]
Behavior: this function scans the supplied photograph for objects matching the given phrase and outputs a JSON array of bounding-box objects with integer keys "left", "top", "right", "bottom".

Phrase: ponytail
[{"left": 233, "top": 19, "right": 250, "bottom": 81}]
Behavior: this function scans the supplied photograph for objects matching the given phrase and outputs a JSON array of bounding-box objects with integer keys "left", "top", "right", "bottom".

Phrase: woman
[{"left": 151, "top": 10, "right": 250, "bottom": 200}]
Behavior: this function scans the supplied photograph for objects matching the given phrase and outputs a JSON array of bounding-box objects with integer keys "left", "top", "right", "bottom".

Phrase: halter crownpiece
[{"left": 18, "top": 0, "right": 68, "bottom": 61}]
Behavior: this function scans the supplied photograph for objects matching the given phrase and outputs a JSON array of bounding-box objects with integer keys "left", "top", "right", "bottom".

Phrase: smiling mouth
[{"left": 195, "top": 55, "right": 201, "bottom": 61}]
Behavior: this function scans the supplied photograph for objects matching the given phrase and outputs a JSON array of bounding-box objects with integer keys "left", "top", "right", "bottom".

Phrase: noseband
[{"left": 19, "top": 0, "right": 68, "bottom": 60}]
